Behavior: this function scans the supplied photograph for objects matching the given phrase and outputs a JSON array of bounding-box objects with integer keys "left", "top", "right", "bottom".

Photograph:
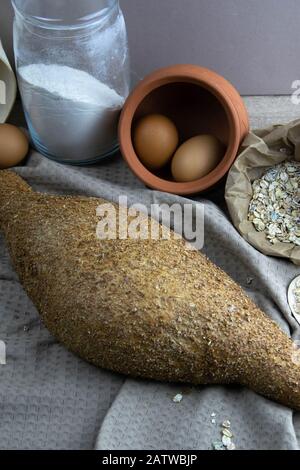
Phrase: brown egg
[
  {"left": 133, "top": 114, "right": 179, "bottom": 170},
  {"left": 0, "top": 124, "right": 29, "bottom": 169},
  {"left": 171, "top": 135, "right": 224, "bottom": 182}
]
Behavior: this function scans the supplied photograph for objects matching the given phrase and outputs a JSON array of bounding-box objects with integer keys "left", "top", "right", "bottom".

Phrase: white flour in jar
[{"left": 18, "top": 63, "right": 125, "bottom": 162}]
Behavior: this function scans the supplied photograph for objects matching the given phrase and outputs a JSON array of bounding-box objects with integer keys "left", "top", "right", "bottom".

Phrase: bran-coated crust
[{"left": 0, "top": 170, "right": 299, "bottom": 409}]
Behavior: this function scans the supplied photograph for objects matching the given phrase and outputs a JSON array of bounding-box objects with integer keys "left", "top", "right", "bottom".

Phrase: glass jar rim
[{"left": 11, "top": 0, "right": 119, "bottom": 30}]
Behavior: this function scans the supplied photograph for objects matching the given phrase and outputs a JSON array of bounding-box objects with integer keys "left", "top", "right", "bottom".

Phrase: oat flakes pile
[{"left": 248, "top": 161, "right": 300, "bottom": 245}]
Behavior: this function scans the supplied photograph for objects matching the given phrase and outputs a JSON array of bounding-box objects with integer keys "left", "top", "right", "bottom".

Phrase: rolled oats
[{"left": 248, "top": 162, "right": 300, "bottom": 246}]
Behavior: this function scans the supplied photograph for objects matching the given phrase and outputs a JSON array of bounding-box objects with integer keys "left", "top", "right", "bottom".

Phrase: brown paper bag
[
  {"left": 225, "top": 119, "right": 300, "bottom": 265},
  {"left": 0, "top": 39, "right": 17, "bottom": 123}
]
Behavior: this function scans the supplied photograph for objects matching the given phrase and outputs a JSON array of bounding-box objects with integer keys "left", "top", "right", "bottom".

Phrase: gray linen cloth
[{"left": 0, "top": 150, "right": 299, "bottom": 450}]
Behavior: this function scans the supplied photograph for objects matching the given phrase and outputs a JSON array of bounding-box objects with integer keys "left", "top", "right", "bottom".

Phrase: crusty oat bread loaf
[{"left": 0, "top": 170, "right": 299, "bottom": 409}]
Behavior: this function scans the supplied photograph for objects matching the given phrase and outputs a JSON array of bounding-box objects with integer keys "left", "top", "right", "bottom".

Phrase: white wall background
[{"left": 1, "top": 0, "right": 299, "bottom": 95}]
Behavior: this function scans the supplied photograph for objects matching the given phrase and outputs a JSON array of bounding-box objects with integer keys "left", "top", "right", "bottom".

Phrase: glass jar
[{"left": 12, "top": 0, "right": 130, "bottom": 164}]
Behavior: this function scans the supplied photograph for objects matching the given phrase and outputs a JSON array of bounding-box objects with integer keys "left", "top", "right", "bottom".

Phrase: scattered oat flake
[
  {"left": 212, "top": 441, "right": 225, "bottom": 451},
  {"left": 211, "top": 419, "right": 216, "bottom": 424},
  {"left": 211, "top": 418, "right": 237, "bottom": 450},
  {"left": 211, "top": 412, "right": 216, "bottom": 418},
  {"left": 222, "top": 428, "right": 233, "bottom": 438},
  {"left": 222, "top": 420, "right": 231, "bottom": 428},
  {"left": 227, "top": 442, "right": 236, "bottom": 450},
  {"left": 173, "top": 393, "right": 183, "bottom": 403},
  {"left": 222, "top": 435, "right": 232, "bottom": 447}
]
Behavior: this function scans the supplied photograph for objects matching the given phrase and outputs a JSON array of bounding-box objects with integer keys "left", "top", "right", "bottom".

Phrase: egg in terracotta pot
[
  {"left": 171, "top": 135, "right": 225, "bottom": 182},
  {"left": 0, "top": 124, "right": 29, "bottom": 169},
  {"left": 133, "top": 114, "right": 179, "bottom": 170}
]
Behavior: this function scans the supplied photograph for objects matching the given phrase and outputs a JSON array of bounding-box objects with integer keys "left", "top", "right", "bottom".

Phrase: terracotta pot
[{"left": 119, "top": 65, "right": 249, "bottom": 195}]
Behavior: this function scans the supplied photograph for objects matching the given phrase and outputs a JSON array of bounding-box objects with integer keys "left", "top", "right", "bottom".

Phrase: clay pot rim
[{"left": 119, "top": 65, "right": 242, "bottom": 196}]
